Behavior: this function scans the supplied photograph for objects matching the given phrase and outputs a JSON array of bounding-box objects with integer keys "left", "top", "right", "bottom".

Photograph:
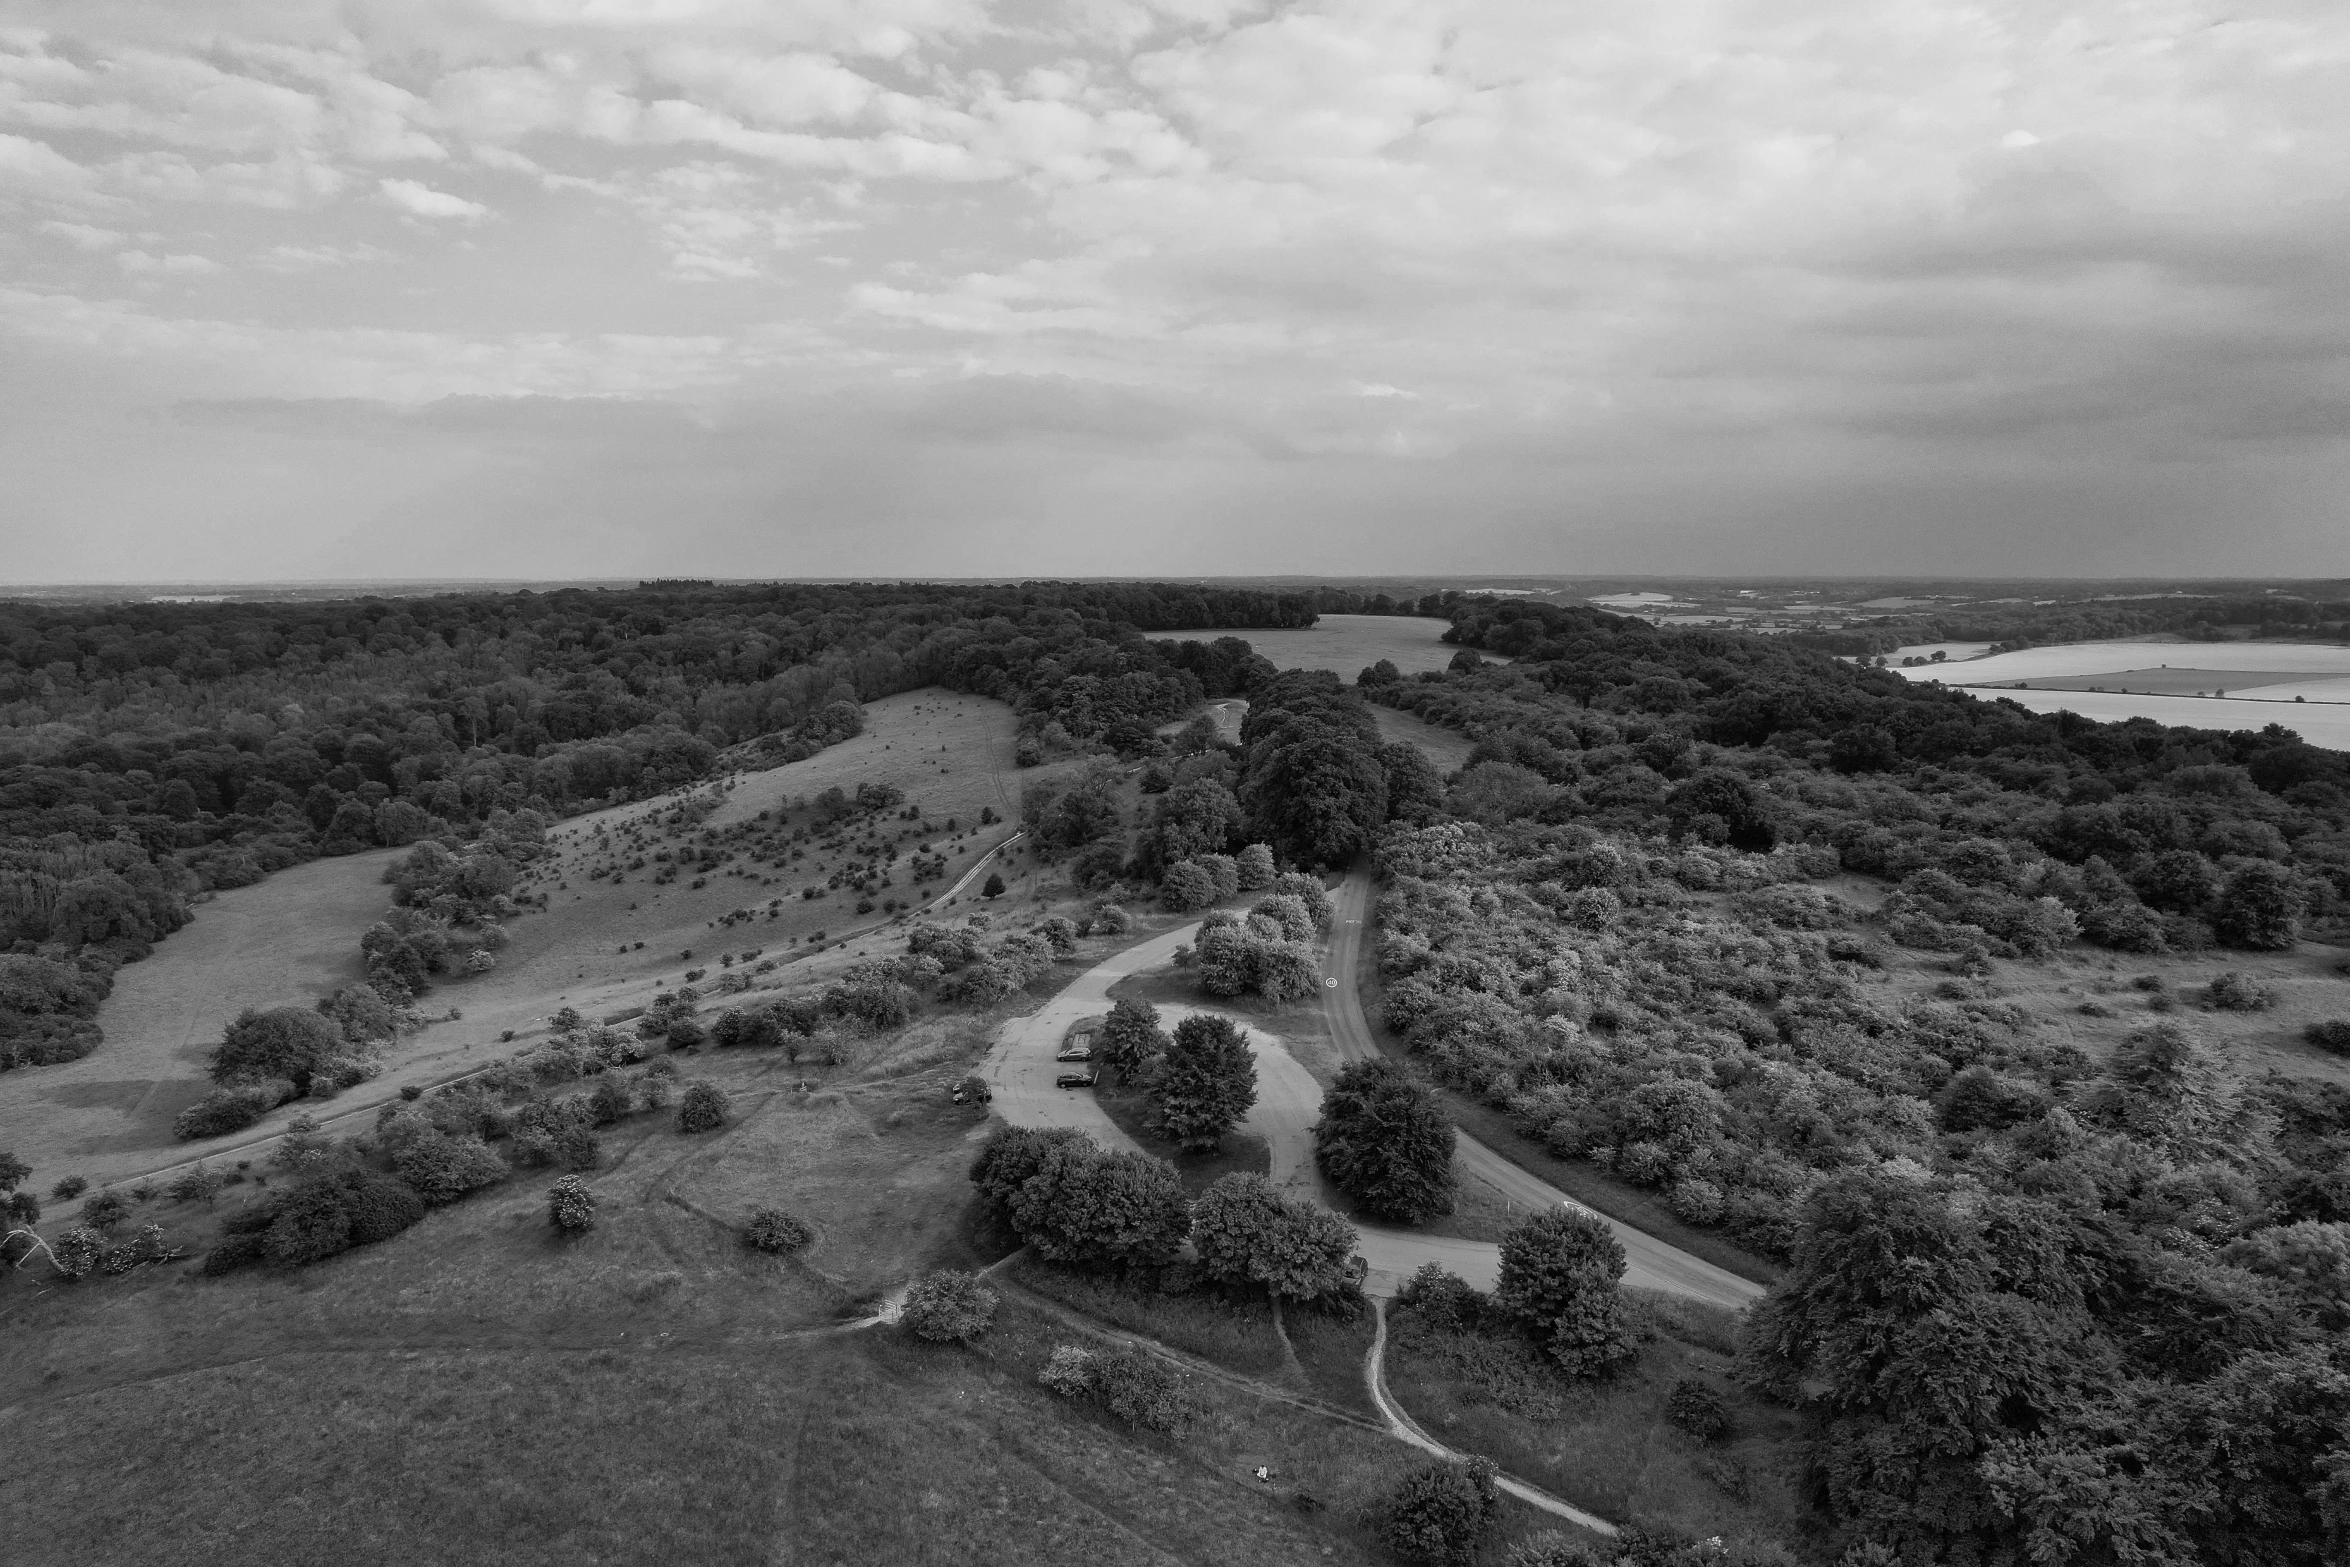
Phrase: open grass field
[
  {"left": 1382, "top": 1295, "right": 1803, "bottom": 1547},
  {"left": 0, "top": 964, "right": 1583, "bottom": 1567},
  {"left": 1927, "top": 687, "right": 2350, "bottom": 749},
  {"left": 0, "top": 689, "right": 1050, "bottom": 1198},
  {"left": 1186, "top": 615, "right": 1458, "bottom": 677},
  {"left": 0, "top": 848, "right": 399, "bottom": 1174}
]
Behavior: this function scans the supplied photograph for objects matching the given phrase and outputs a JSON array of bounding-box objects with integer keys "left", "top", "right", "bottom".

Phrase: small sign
[{"left": 1325, "top": 977, "right": 1338, "bottom": 988}]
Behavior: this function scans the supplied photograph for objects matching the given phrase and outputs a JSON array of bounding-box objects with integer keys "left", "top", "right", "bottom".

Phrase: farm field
[
  {"left": 1894, "top": 639, "right": 2350, "bottom": 747},
  {"left": 1184, "top": 614, "right": 1457, "bottom": 676},
  {"left": 1895, "top": 638, "right": 2350, "bottom": 682},
  {"left": 1934, "top": 687, "right": 2350, "bottom": 749},
  {"left": 0, "top": 689, "right": 1043, "bottom": 1192}
]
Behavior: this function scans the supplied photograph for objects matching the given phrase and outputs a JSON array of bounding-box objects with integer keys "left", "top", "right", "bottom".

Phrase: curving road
[
  {"left": 985, "top": 890, "right": 1764, "bottom": 1309},
  {"left": 1321, "top": 873, "right": 1764, "bottom": 1308}
]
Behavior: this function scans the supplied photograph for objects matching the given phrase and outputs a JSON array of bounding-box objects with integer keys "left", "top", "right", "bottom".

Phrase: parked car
[
  {"left": 1056, "top": 1019, "right": 1101, "bottom": 1062},
  {"left": 1055, "top": 1071, "right": 1098, "bottom": 1090}
]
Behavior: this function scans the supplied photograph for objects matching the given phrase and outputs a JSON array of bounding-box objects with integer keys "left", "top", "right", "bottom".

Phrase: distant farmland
[{"left": 1181, "top": 614, "right": 1456, "bottom": 676}]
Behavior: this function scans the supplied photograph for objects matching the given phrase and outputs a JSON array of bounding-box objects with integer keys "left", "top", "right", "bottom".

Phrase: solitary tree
[
  {"left": 1495, "top": 1207, "right": 1636, "bottom": 1377},
  {"left": 1382, "top": 1458, "right": 1501, "bottom": 1566},
  {"left": 1095, "top": 997, "right": 1169, "bottom": 1081},
  {"left": 901, "top": 1269, "right": 999, "bottom": 1342},
  {"left": 677, "top": 1081, "right": 731, "bottom": 1133},
  {"left": 547, "top": 1174, "right": 597, "bottom": 1233},
  {"left": 1149, "top": 1014, "right": 1258, "bottom": 1152},
  {"left": 1314, "top": 1059, "right": 1456, "bottom": 1223},
  {"left": 981, "top": 873, "right": 1006, "bottom": 900}
]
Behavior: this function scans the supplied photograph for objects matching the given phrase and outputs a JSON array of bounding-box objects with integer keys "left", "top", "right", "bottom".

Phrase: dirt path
[{"left": 1362, "top": 1297, "right": 1617, "bottom": 1536}]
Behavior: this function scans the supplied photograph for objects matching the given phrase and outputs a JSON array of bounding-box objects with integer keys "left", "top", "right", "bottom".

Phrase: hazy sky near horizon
[{"left": 3, "top": 0, "right": 2346, "bottom": 583}]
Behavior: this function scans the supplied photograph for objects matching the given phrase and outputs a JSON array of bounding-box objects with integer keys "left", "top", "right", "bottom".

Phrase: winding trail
[{"left": 1364, "top": 1298, "right": 1617, "bottom": 1537}]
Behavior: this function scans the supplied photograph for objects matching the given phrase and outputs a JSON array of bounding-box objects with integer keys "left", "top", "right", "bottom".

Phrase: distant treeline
[
  {"left": 1778, "top": 590, "right": 2350, "bottom": 657},
  {"left": 0, "top": 580, "right": 1313, "bottom": 1068}
]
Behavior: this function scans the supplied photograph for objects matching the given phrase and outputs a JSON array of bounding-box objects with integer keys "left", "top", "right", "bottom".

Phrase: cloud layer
[{"left": 2, "top": 0, "right": 2346, "bottom": 580}]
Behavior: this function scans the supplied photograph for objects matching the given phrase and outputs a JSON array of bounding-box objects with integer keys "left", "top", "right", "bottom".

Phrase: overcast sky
[{"left": 2, "top": 0, "right": 2345, "bottom": 583}]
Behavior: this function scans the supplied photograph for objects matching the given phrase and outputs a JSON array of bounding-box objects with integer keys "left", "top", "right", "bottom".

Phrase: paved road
[
  {"left": 1321, "top": 871, "right": 1763, "bottom": 1309},
  {"left": 985, "top": 895, "right": 1763, "bottom": 1308}
]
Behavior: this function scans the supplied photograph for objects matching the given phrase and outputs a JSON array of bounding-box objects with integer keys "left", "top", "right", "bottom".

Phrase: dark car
[{"left": 1055, "top": 1071, "right": 1098, "bottom": 1090}]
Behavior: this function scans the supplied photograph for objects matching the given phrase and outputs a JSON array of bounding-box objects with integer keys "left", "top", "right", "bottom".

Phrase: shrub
[
  {"left": 548, "top": 1174, "right": 597, "bottom": 1233},
  {"left": 264, "top": 1179, "right": 357, "bottom": 1266},
  {"left": 1037, "top": 1344, "right": 1098, "bottom": 1397},
  {"left": 677, "top": 1081, "right": 731, "bottom": 1133},
  {"left": 49, "top": 1175, "right": 87, "bottom": 1201},
  {"left": 167, "top": 1162, "right": 225, "bottom": 1207},
  {"left": 1504, "top": 1531, "right": 1609, "bottom": 1567},
  {"left": 209, "top": 1005, "right": 348, "bottom": 1093},
  {"left": 201, "top": 1231, "right": 270, "bottom": 1277},
  {"left": 81, "top": 1189, "right": 130, "bottom": 1231},
  {"left": 1235, "top": 843, "right": 1275, "bottom": 890},
  {"left": 2207, "top": 971, "right": 2278, "bottom": 1012},
  {"left": 1090, "top": 1347, "right": 1199, "bottom": 1434},
  {"left": 342, "top": 1170, "right": 427, "bottom": 1245},
  {"left": 2306, "top": 1020, "right": 2350, "bottom": 1055},
  {"left": 1382, "top": 1458, "right": 1500, "bottom": 1566},
  {"left": 1667, "top": 1377, "right": 1730, "bottom": 1440},
  {"left": 744, "top": 1208, "right": 813, "bottom": 1252},
  {"left": 388, "top": 1128, "right": 506, "bottom": 1204},
  {"left": 901, "top": 1269, "right": 998, "bottom": 1342},
  {"left": 173, "top": 1082, "right": 290, "bottom": 1141},
  {"left": 1395, "top": 1262, "right": 1491, "bottom": 1333},
  {"left": 1157, "top": 860, "right": 1216, "bottom": 913},
  {"left": 1496, "top": 1207, "right": 1637, "bottom": 1378},
  {"left": 50, "top": 1226, "right": 104, "bottom": 1280}
]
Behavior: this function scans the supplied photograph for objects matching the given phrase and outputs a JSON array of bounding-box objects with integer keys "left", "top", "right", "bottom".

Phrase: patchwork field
[
  {"left": 1895, "top": 639, "right": 2350, "bottom": 748},
  {"left": 1185, "top": 615, "right": 1458, "bottom": 677}
]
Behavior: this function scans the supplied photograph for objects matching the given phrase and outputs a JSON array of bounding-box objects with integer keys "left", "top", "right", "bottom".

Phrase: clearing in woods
[
  {"left": 1184, "top": 614, "right": 1458, "bottom": 676},
  {"left": 0, "top": 848, "right": 398, "bottom": 1171},
  {"left": 0, "top": 689, "right": 1033, "bottom": 1188}
]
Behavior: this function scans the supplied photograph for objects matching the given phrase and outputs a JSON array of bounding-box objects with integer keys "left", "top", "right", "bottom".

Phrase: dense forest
[
  {"left": 0, "top": 581, "right": 1311, "bottom": 1068},
  {"left": 1331, "top": 595, "right": 2350, "bottom": 1562}
]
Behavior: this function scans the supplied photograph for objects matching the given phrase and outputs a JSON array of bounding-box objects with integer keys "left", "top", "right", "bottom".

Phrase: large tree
[
  {"left": 1093, "top": 997, "right": 1168, "bottom": 1081},
  {"left": 1313, "top": 1059, "right": 1457, "bottom": 1223},
  {"left": 1001, "top": 1136, "right": 1191, "bottom": 1269},
  {"left": 1189, "top": 1172, "right": 1360, "bottom": 1301},
  {"left": 1149, "top": 1014, "right": 1258, "bottom": 1152},
  {"left": 1495, "top": 1206, "right": 1636, "bottom": 1378},
  {"left": 209, "top": 1005, "right": 348, "bottom": 1093}
]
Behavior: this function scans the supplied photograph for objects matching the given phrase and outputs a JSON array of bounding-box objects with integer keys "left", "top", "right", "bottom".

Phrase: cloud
[
  {"left": 39, "top": 219, "right": 125, "bottom": 249},
  {"left": 116, "top": 249, "right": 222, "bottom": 275},
  {"left": 378, "top": 175, "right": 490, "bottom": 219}
]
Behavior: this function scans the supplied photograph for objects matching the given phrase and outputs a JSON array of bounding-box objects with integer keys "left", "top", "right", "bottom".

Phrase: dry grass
[
  {"left": 1382, "top": 1303, "right": 1804, "bottom": 1548},
  {"left": 0, "top": 1055, "right": 1441, "bottom": 1567}
]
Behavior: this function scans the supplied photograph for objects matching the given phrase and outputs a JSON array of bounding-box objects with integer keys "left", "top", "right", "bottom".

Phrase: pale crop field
[
  {"left": 1181, "top": 614, "right": 1458, "bottom": 676},
  {"left": 1894, "top": 639, "right": 2350, "bottom": 749}
]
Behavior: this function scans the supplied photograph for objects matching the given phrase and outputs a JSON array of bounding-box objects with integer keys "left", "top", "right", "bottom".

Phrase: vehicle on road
[{"left": 1054, "top": 1071, "right": 1098, "bottom": 1089}]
